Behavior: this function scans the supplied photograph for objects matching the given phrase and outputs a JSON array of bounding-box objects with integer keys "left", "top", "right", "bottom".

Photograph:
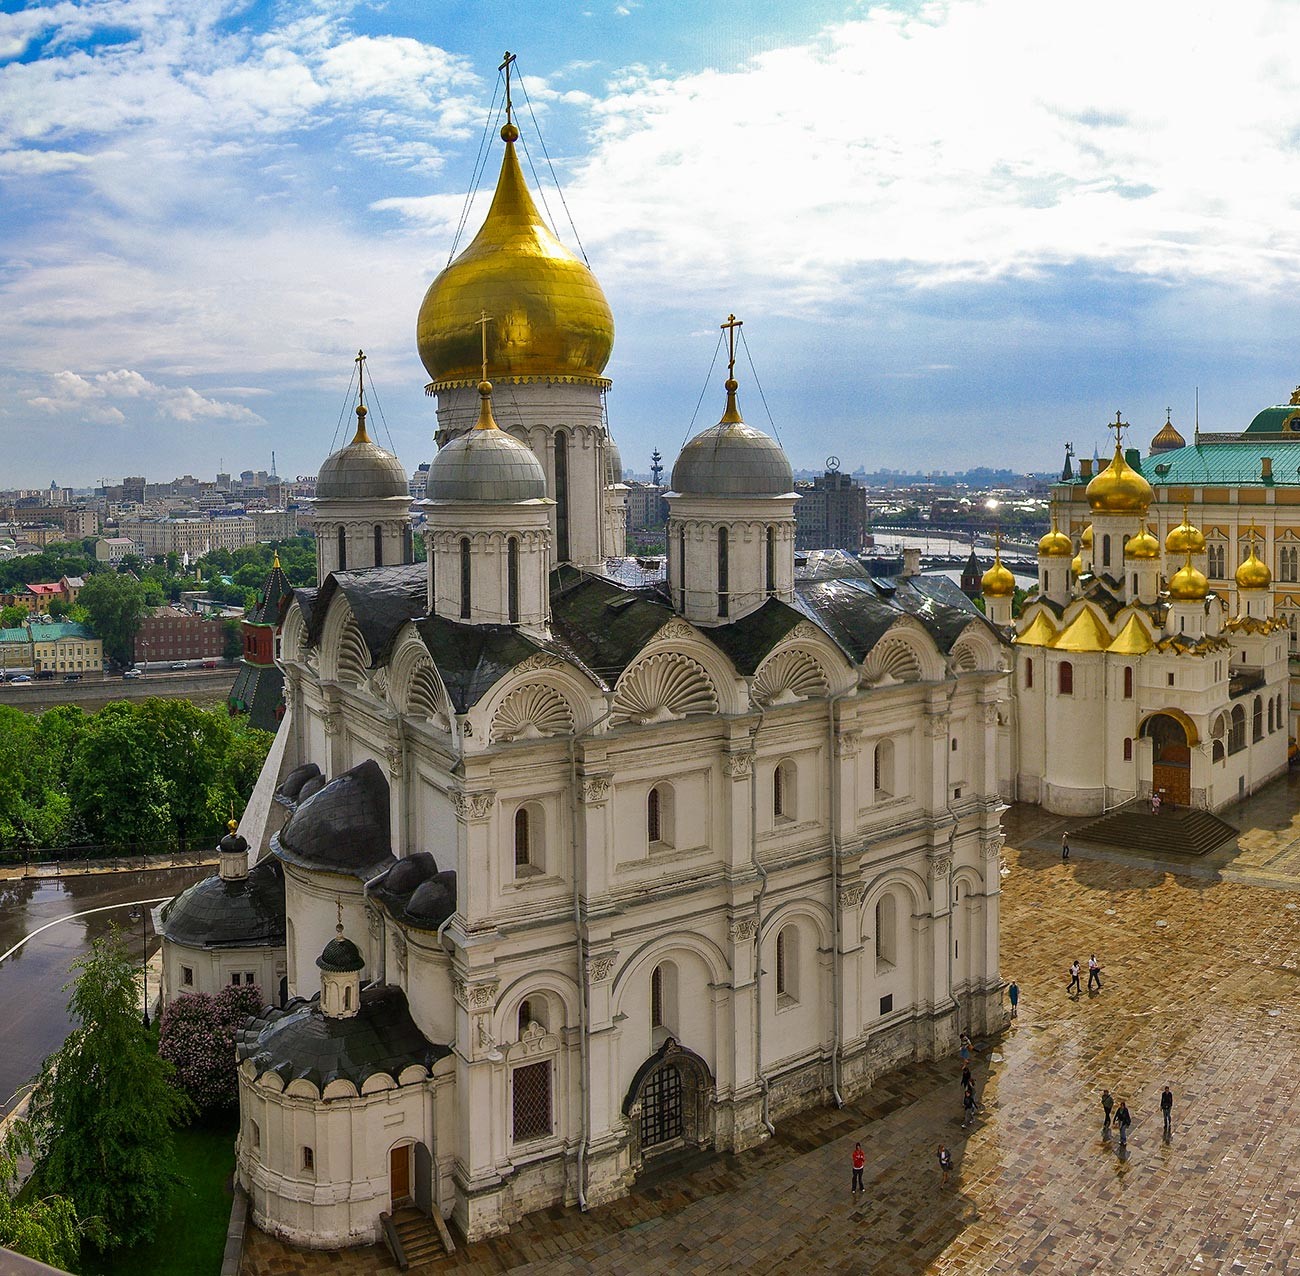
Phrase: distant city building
[
  {"left": 624, "top": 480, "right": 668, "bottom": 531},
  {"left": 794, "top": 469, "right": 867, "bottom": 551},
  {"left": 135, "top": 606, "right": 226, "bottom": 665},
  {"left": 248, "top": 508, "right": 299, "bottom": 541},
  {"left": 122, "top": 476, "right": 146, "bottom": 504},
  {"left": 94, "top": 536, "right": 141, "bottom": 565},
  {"left": 120, "top": 515, "right": 257, "bottom": 557}
]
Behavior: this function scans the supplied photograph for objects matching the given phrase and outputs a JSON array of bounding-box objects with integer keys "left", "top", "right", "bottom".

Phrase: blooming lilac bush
[{"left": 160, "top": 984, "right": 264, "bottom": 1112}]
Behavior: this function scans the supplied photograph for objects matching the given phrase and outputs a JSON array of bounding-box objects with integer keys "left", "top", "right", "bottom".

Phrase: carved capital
[
  {"left": 978, "top": 702, "right": 999, "bottom": 726},
  {"left": 453, "top": 977, "right": 499, "bottom": 1011},
  {"left": 585, "top": 952, "right": 618, "bottom": 984},
  {"left": 580, "top": 774, "right": 612, "bottom": 805},
  {"left": 836, "top": 731, "right": 861, "bottom": 759},
  {"left": 392, "top": 929, "right": 408, "bottom": 973},
  {"left": 723, "top": 750, "right": 754, "bottom": 779},
  {"left": 981, "top": 833, "right": 1005, "bottom": 861},
  {"left": 385, "top": 745, "right": 404, "bottom": 777},
  {"left": 929, "top": 855, "right": 953, "bottom": 881},
  {"left": 322, "top": 711, "right": 340, "bottom": 737},
  {"left": 728, "top": 915, "right": 759, "bottom": 943},
  {"left": 838, "top": 883, "right": 866, "bottom": 910},
  {"left": 453, "top": 790, "right": 495, "bottom": 821},
  {"left": 923, "top": 714, "right": 948, "bottom": 739}
]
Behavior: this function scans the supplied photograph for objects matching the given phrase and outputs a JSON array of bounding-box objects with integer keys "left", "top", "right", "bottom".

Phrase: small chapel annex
[
  {"left": 1001, "top": 418, "right": 1289, "bottom": 815},
  {"left": 162, "top": 79, "right": 1010, "bottom": 1253}
]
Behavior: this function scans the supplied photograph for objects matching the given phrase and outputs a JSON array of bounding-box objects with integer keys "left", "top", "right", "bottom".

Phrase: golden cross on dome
[
  {"left": 1107, "top": 411, "right": 1127, "bottom": 448},
  {"left": 1245, "top": 520, "right": 1261, "bottom": 549},
  {"left": 477, "top": 310, "right": 492, "bottom": 382},
  {"left": 499, "top": 51, "right": 516, "bottom": 129},
  {"left": 721, "top": 313, "right": 743, "bottom": 380},
  {"left": 355, "top": 349, "right": 366, "bottom": 401}
]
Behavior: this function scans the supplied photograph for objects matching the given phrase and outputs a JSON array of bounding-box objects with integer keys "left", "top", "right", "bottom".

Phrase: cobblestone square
[{"left": 242, "top": 783, "right": 1300, "bottom": 1275}]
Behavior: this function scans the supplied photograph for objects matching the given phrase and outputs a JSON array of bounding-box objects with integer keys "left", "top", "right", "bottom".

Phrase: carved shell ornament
[
  {"left": 490, "top": 682, "right": 575, "bottom": 743},
  {"left": 751, "top": 647, "right": 829, "bottom": 707},
  {"left": 860, "top": 638, "right": 922, "bottom": 687},
  {"left": 949, "top": 640, "right": 980, "bottom": 673},
  {"left": 611, "top": 652, "right": 719, "bottom": 725},
  {"left": 335, "top": 615, "right": 370, "bottom": 684},
  {"left": 407, "top": 664, "right": 452, "bottom": 730}
]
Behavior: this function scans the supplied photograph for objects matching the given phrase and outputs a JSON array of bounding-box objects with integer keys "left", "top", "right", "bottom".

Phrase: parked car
[
  {"left": 35, "top": 670, "right": 55, "bottom": 681},
  {"left": 122, "top": 670, "right": 142, "bottom": 679},
  {"left": 11, "top": 674, "right": 31, "bottom": 683},
  {"left": 170, "top": 661, "right": 187, "bottom": 670},
  {"left": 63, "top": 673, "right": 81, "bottom": 682}
]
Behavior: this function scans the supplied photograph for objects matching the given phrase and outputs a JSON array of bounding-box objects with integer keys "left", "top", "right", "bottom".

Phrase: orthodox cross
[
  {"left": 335, "top": 898, "right": 344, "bottom": 934},
  {"left": 500, "top": 51, "right": 516, "bottom": 128},
  {"left": 1245, "top": 520, "right": 1261, "bottom": 552},
  {"left": 1107, "top": 411, "right": 1127, "bottom": 448},
  {"left": 355, "top": 349, "right": 367, "bottom": 405},
  {"left": 1165, "top": 407, "right": 1173, "bottom": 424},
  {"left": 477, "top": 310, "right": 492, "bottom": 382},
  {"left": 721, "top": 313, "right": 743, "bottom": 380}
]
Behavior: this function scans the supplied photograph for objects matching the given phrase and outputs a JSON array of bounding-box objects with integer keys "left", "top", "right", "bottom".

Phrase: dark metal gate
[{"left": 639, "top": 1062, "right": 684, "bottom": 1148}]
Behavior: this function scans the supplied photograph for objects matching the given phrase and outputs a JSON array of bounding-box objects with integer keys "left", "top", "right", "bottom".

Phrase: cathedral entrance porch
[
  {"left": 1142, "top": 711, "right": 1193, "bottom": 808},
  {"left": 623, "top": 1039, "right": 714, "bottom": 1171}
]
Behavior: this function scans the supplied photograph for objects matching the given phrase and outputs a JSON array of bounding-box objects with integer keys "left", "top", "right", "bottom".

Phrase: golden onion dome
[
  {"left": 1037, "top": 516, "right": 1073, "bottom": 558},
  {"left": 1125, "top": 523, "right": 1160, "bottom": 560},
  {"left": 1086, "top": 443, "right": 1152, "bottom": 513},
  {"left": 1168, "top": 555, "right": 1209, "bottom": 601},
  {"left": 981, "top": 547, "right": 1016, "bottom": 598},
  {"left": 1080, "top": 523, "right": 1094, "bottom": 550},
  {"left": 1070, "top": 553, "right": 1083, "bottom": 577},
  {"left": 1236, "top": 544, "right": 1272, "bottom": 590},
  {"left": 416, "top": 122, "right": 614, "bottom": 391},
  {"left": 1165, "top": 516, "right": 1206, "bottom": 555}
]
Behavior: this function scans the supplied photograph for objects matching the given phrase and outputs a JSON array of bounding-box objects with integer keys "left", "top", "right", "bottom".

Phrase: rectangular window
[
  {"left": 512, "top": 1061, "right": 553, "bottom": 1142},
  {"left": 879, "top": 994, "right": 893, "bottom": 1016},
  {"left": 230, "top": 973, "right": 241, "bottom": 986},
  {"left": 302, "top": 1146, "right": 314, "bottom": 1172},
  {"left": 182, "top": 966, "right": 194, "bottom": 987}
]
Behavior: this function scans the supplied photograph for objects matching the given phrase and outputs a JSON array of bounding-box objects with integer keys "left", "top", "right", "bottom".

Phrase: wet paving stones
[{"left": 241, "top": 790, "right": 1300, "bottom": 1275}]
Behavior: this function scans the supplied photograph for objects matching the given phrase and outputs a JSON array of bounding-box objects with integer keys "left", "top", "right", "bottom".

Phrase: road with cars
[{"left": 0, "top": 666, "right": 237, "bottom": 713}]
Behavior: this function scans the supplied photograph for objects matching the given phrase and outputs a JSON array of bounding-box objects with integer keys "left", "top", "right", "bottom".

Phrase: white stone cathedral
[{"left": 163, "top": 100, "right": 1009, "bottom": 1253}]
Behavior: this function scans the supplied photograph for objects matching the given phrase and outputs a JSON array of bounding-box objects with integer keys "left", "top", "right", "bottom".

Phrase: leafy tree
[
  {"left": 0, "top": 1139, "right": 89, "bottom": 1273},
  {"left": 140, "top": 577, "right": 166, "bottom": 608},
  {"left": 222, "top": 617, "right": 243, "bottom": 662},
  {"left": 0, "top": 604, "right": 28, "bottom": 629},
  {"left": 159, "top": 984, "right": 263, "bottom": 1112},
  {"left": 66, "top": 705, "right": 174, "bottom": 849},
  {"left": 47, "top": 597, "right": 69, "bottom": 619},
  {"left": 15, "top": 930, "right": 192, "bottom": 1251},
  {"left": 222, "top": 726, "right": 275, "bottom": 803},
  {"left": 0, "top": 706, "right": 78, "bottom": 852},
  {"left": 78, "top": 572, "right": 147, "bottom": 666}
]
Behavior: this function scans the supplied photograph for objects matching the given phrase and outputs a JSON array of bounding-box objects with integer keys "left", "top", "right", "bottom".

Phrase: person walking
[
  {"left": 1061, "top": 832, "right": 1071, "bottom": 861},
  {"left": 1101, "top": 1088, "right": 1114, "bottom": 1131},
  {"left": 1088, "top": 954, "right": 1103, "bottom": 992},
  {"left": 1008, "top": 979, "right": 1019, "bottom": 1018},
  {"left": 1068, "top": 960, "right": 1082, "bottom": 995},
  {"left": 961, "top": 1061, "right": 973, "bottom": 1092},
  {"left": 851, "top": 1142, "right": 866, "bottom": 1194},
  {"left": 1160, "top": 1086, "right": 1173, "bottom": 1138},
  {"left": 1115, "top": 1099, "right": 1132, "bottom": 1148},
  {"left": 937, "top": 1144, "right": 952, "bottom": 1186},
  {"left": 962, "top": 1084, "right": 977, "bottom": 1129}
]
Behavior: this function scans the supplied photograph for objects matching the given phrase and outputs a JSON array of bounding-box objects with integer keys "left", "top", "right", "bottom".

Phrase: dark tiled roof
[
  {"left": 229, "top": 660, "right": 285, "bottom": 732},
  {"left": 415, "top": 615, "right": 546, "bottom": 712},
  {"left": 236, "top": 985, "right": 449, "bottom": 1094},
  {"left": 367, "top": 852, "right": 458, "bottom": 931},
  {"left": 301, "top": 564, "right": 427, "bottom": 664},
  {"left": 160, "top": 858, "right": 286, "bottom": 950},
  {"left": 704, "top": 598, "right": 806, "bottom": 676},
  {"left": 549, "top": 567, "right": 675, "bottom": 685},
  {"left": 274, "top": 759, "right": 397, "bottom": 880},
  {"left": 247, "top": 561, "right": 294, "bottom": 627}
]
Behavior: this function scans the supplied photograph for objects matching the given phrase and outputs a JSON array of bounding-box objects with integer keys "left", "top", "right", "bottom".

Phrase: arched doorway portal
[
  {"left": 1141, "top": 712, "right": 1193, "bottom": 807},
  {"left": 623, "top": 1038, "right": 714, "bottom": 1166}
]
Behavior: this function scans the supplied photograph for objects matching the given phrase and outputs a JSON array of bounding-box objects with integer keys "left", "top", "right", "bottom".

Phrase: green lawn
[{"left": 84, "top": 1120, "right": 236, "bottom": 1276}]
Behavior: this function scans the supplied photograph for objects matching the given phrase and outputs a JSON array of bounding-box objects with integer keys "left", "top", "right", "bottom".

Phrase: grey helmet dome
[
  {"left": 672, "top": 382, "right": 793, "bottom": 497},
  {"left": 606, "top": 434, "right": 623, "bottom": 484},
  {"left": 428, "top": 381, "right": 547, "bottom": 503},
  {"left": 317, "top": 931, "right": 365, "bottom": 973},
  {"left": 316, "top": 405, "right": 409, "bottom": 500}
]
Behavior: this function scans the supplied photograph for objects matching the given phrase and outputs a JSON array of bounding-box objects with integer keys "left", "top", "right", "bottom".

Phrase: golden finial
[
  {"left": 475, "top": 311, "right": 499, "bottom": 431},
  {"left": 1289, "top": 385, "right": 1300, "bottom": 407},
  {"left": 271, "top": 550, "right": 281, "bottom": 569},
  {"left": 336, "top": 898, "right": 344, "bottom": 935},
  {"left": 499, "top": 51, "right": 519, "bottom": 143},
  {"left": 1107, "top": 410, "right": 1127, "bottom": 451},
  {"left": 351, "top": 350, "right": 371, "bottom": 443},
  {"left": 720, "top": 313, "right": 744, "bottom": 425},
  {"left": 227, "top": 817, "right": 238, "bottom": 835}
]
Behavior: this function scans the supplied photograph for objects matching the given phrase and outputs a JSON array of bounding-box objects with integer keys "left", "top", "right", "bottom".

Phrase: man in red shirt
[{"left": 851, "top": 1142, "right": 865, "bottom": 1194}]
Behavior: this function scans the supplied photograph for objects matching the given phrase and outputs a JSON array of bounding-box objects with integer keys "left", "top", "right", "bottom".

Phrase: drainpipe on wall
[
  {"left": 827, "top": 689, "right": 852, "bottom": 1110},
  {"left": 941, "top": 658, "right": 963, "bottom": 1032}
]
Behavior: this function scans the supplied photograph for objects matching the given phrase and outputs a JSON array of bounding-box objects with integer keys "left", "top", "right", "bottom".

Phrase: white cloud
[{"left": 28, "top": 368, "right": 263, "bottom": 425}]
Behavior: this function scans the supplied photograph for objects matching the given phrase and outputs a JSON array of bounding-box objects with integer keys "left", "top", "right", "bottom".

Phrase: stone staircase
[
  {"left": 381, "top": 1204, "right": 455, "bottom": 1270},
  {"left": 1072, "top": 807, "right": 1239, "bottom": 858}
]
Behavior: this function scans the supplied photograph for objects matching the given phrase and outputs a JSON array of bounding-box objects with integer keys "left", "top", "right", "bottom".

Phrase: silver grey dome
[
  {"left": 316, "top": 439, "right": 410, "bottom": 500},
  {"left": 429, "top": 428, "right": 547, "bottom": 503},
  {"left": 672, "top": 420, "right": 793, "bottom": 497},
  {"left": 606, "top": 435, "right": 623, "bottom": 484}
]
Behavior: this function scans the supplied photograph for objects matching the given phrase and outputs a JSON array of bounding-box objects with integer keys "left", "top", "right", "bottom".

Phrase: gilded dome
[
  {"left": 1080, "top": 524, "right": 1094, "bottom": 550},
  {"left": 1037, "top": 518, "right": 1073, "bottom": 558},
  {"left": 1165, "top": 516, "right": 1206, "bottom": 555},
  {"left": 671, "top": 381, "right": 793, "bottom": 498},
  {"left": 1125, "top": 524, "right": 1160, "bottom": 560},
  {"left": 316, "top": 406, "right": 410, "bottom": 501},
  {"left": 1086, "top": 444, "right": 1152, "bottom": 513},
  {"left": 1236, "top": 544, "right": 1272, "bottom": 590},
  {"left": 416, "top": 125, "right": 614, "bottom": 390},
  {"left": 1168, "top": 556, "right": 1209, "bottom": 601},
  {"left": 1070, "top": 553, "right": 1083, "bottom": 577},
  {"left": 981, "top": 555, "right": 1016, "bottom": 598},
  {"left": 428, "top": 381, "right": 548, "bottom": 504}
]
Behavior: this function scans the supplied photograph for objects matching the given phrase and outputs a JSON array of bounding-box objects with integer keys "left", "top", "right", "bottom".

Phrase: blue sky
[{"left": 5, "top": 0, "right": 1300, "bottom": 488}]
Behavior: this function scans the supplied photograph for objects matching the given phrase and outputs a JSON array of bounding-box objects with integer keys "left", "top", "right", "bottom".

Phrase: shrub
[{"left": 160, "top": 984, "right": 264, "bottom": 1113}]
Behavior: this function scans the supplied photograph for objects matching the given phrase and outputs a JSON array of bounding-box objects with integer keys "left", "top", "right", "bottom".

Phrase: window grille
[{"left": 512, "top": 1061, "right": 552, "bottom": 1142}]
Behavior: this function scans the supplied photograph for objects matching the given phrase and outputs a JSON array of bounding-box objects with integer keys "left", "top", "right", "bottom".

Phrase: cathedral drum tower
[{"left": 416, "top": 56, "right": 619, "bottom": 569}]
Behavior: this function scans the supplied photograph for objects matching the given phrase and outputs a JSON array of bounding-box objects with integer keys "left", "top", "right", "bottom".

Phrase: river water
[{"left": 0, "top": 866, "right": 208, "bottom": 1116}]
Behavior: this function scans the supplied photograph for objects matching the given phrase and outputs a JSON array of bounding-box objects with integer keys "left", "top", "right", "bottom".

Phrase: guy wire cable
[
  {"left": 447, "top": 77, "right": 504, "bottom": 264},
  {"left": 739, "top": 327, "right": 783, "bottom": 446},
  {"left": 679, "top": 331, "right": 725, "bottom": 452},
  {"left": 517, "top": 69, "right": 591, "bottom": 266}
]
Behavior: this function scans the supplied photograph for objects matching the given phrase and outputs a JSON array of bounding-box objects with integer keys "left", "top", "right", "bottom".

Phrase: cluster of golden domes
[{"left": 416, "top": 120, "right": 614, "bottom": 391}]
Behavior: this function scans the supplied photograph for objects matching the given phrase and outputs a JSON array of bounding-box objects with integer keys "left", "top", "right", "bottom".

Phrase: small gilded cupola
[
  {"left": 1166, "top": 549, "right": 1210, "bottom": 639},
  {"left": 423, "top": 314, "right": 553, "bottom": 631},
  {"left": 1235, "top": 523, "right": 1273, "bottom": 621},
  {"left": 1124, "top": 521, "right": 1161, "bottom": 605},
  {"left": 981, "top": 533, "right": 1016, "bottom": 626},
  {"left": 218, "top": 818, "right": 250, "bottom": 882},
  {"left": 312, "top": 351, "right": 414, "bottom": 584},
  {"left": 667, "top": 315, "right": 797, "bottom": 626},
  {"left": 1037, "top": 511, "right": 1073, "bottom": 605},
  {"left": 1149, "top": 407, "right": 1186, "bottom": 456}
]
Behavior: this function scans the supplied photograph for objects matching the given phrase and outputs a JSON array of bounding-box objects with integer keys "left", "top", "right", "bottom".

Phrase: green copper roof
[
  {"left": 1142, "top": 440, "right": 1300, "bottom": 486},
  {"left": 1243, "top": 405, "right": 1300, "bottom": 435},
  {"left": 0, "top": 627, "right": 29, "bottom": 645},
  {"left": 27, "top": 621, "right": 97, "bottom": 641}
]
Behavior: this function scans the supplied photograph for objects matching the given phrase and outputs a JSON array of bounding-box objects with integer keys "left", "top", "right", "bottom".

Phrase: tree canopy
[
  {"left": 77, "top": 572, "right": 148, "bottom": 666},
  {"left": 15, "top": 929, "right": 192, "bottom": 1251},
  {"left": 0, "top": 1141, "right": 87, "bottom": 1273}
]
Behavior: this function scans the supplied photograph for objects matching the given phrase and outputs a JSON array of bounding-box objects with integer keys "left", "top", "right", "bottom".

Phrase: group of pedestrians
[
  {"left": 1067, "top": 953, "right": 1103, "bottom": 995},
  {"left": 1101, "top": 1085, "right": 1174, "bottom": 1147}
]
